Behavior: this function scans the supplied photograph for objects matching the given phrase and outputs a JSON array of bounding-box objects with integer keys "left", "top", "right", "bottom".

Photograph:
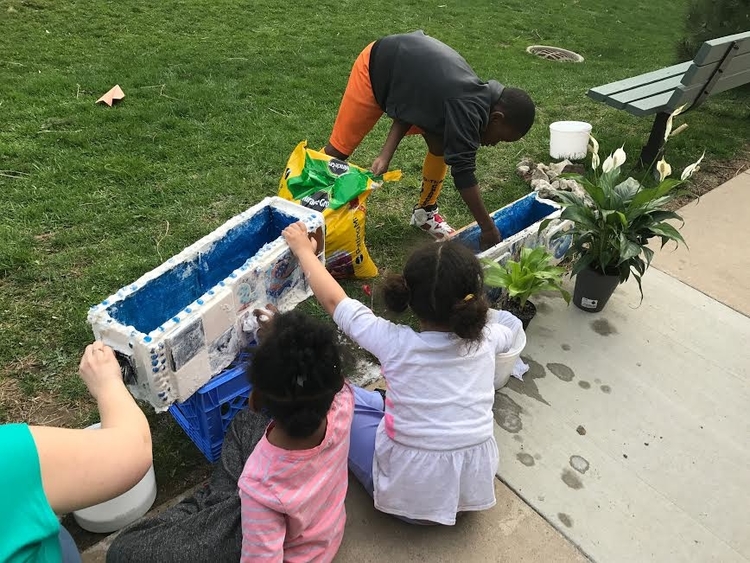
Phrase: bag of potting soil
[{"left": 279, "top": 141, "right": 401, "bottom": 279}]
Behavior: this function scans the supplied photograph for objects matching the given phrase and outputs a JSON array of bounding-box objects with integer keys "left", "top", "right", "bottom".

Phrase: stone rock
[
  {"left": 531, "top": 179, "right": 554, "bottom": 199},
  {"left": 516, "top": 157, "right": 535, "bottom": 181},
  {"left": 547, "top": 159, "right": 572, "bottom": 181},
  {"left": 531, "top": 166, "right": 550, "bottom": 183}
]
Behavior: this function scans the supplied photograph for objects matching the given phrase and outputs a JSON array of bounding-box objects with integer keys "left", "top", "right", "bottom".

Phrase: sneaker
[{"left": 410, "top": 205, "right": 456, "bottom": 240}]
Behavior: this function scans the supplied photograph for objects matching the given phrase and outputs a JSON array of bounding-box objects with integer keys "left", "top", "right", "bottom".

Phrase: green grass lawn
[{"left": 1, "top": 0, "right": 748, "bottom": 481}]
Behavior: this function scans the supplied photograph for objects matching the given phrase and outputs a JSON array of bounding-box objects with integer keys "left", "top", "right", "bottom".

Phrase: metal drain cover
[{"left": 526, "top": 45, "right": 584, "bottom": 62}]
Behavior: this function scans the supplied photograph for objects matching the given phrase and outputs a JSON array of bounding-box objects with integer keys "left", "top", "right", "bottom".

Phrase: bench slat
[
  {"left": 587, "top": 62, "right": 691, "bottom": 101},
  {"left": 608, "top": 76, "right": 685, "bottom": 109},
  {"left": 682, "top": 50, "right": 750, "bottom": 87},
  {"left": 626, "top": 92, "right": 674, "bottom": 117},
  {"left": 694, "top": 31, "right": 750, "bottom": 66},
  {"left": 712, "top": 67, "right": 750, "bottom": 95}
]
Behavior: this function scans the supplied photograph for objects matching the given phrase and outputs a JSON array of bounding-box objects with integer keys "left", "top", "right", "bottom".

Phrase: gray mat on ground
[{"left": 106, "top": 409, "right": 270, "bottom": 563}]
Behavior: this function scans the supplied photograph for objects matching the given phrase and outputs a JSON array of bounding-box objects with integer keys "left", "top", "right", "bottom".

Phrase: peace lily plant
[{"left": 544, "top": 110, "right": 702, "bottom": 311}]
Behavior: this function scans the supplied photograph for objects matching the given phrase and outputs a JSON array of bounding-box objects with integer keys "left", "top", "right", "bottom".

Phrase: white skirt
[{"left": 372, "top": 431, "right": 499, "bottom": 525}]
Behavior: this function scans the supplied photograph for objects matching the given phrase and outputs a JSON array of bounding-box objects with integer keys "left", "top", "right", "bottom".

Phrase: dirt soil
[{"left": 666, "top": 147, "right": 750, "bottom": 210}]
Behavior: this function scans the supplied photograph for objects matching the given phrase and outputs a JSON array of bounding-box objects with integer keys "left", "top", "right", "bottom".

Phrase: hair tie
[{"left": 463, "top": 293, "right": 475, "bottom": 302}]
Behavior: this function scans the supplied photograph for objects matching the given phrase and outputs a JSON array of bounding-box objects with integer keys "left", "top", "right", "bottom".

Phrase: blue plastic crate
[{"left": 169, "top": 354, "right": 253, "bottom": 462}]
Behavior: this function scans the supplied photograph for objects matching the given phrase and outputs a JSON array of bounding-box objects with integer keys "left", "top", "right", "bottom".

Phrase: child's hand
[
  {"left": 252, "top": 304, "right": 278, "bottom": 343},
  {"left": 370, "top": 155, "right": 391, "bottom": 176},
  {"left": 283, "top": 222, "right": 317, "bottom": 256}
]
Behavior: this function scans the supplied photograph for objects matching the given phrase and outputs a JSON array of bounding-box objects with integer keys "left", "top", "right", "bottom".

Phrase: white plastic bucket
[
  {"left": 549, "top": 121, "right": 592, "bottom": 160},
  {"left": 494, "top": 329, "right": 527, "bottom": 390},
  {"left": 72, "top": 423, "right": 157, "bottom": 533}
]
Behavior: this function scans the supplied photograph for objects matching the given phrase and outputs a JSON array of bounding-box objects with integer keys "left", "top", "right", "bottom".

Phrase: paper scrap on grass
[{"left": 96, "top": 85, "right": 125, "bottom": 106}]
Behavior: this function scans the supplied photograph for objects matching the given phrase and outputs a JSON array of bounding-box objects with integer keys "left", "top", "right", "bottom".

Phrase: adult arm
[
  {"left": 283, "top": 222, "right": 347, "bottom": 316},
  {"left": 30, "top": 343, "right": 152, "bottom": 514},
  {"left": 371, "top": 118, "right": 411, "bottom": 175}
]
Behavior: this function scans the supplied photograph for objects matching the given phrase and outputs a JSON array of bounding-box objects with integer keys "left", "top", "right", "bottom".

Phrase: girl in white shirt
[{"left": 283, "top": 222, "right": 522, "bottom": 525}]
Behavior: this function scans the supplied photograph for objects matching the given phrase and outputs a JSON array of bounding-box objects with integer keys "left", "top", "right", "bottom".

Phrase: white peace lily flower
[
  {"left": 612, "top": 145, "right": 627, "bottom": 168},
  {"left": 588, "top": 135, "right": 600, "bottom": 155},
  {"left": 680, "top": 151, "right": 705, "bottom": 181},
  {"left": 602, "top": 153, "right": 615, "bottom": 173},
  {"left": 664, "top": 104, "right": 688, "bottom": 141},
  {"left": 591, "top": 151, "right": 601, "bottom": 170},
  {"left": 588, "top": 135, "right": 600, "bottom": 170},
  {"left": 656, "top": 158, "right": 672, "bottom": 182}
]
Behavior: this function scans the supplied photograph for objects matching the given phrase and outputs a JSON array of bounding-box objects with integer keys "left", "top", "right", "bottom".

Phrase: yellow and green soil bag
[{"left": 279, "top": 141, "right": 401, "bottom": 279}]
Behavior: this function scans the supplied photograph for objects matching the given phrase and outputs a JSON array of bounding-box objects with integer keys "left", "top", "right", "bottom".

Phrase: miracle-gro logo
[
  {"left": 301, "top": 191, "right": 330, "bottom": 212},
  {"left": 327, "top": 159, "right": 350, "bottom": 176}
]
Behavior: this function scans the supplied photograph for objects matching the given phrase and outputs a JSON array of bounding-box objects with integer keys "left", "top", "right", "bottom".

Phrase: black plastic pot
[
  {"left": 573, "top": 267, "right": 620, "bottom": 313},
  {"left": 504, "top": 299, "right": 537, "bottom": 330}
]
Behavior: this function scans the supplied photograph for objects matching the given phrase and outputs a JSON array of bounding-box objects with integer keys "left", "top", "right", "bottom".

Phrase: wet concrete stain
[
  {"left": 516, "top": 452, "right": 535, "bottom": 467},
  {"left": 578, "top": 380, "right": 591, "bottom": 389},
  {"left": 513, "top": 434, "right": 524, "bottom": 443},
  {"left": 535, "top": 301, "right": 552, "bottom": 314},
  {"left": 600, "top": 384, "right": 612, "bottom": 394},
  {"left": 536, "top": 326, "right": 554, "bottom": 338},
  {"left": 507, "top": 356, "right": 550, "bottom": 406},
  {"left": 591, "top": 319, "right": 618, "bottom": 336},
  {"left": 547, "top": 362, "right": 575, "bottom": 382},
  {"left": 594, "top": 378, "right": 601, "bottom": 384},
  {"left": 561, "top": 343, "right": 571, "bottom": 351},
  {"left": 576, "top": 425, "right": 587, "bottom": 435},
  {"left": 570, "top": 455, "right": 590, "bottom": 474},
  {"left": 534, "top": 453, "right": 542, "bottom": 460},
  {"left": 561, "top": 468, "right": 584, "bottom": 490},
  {"left": 558, "top": 513, "right": 574, "bottom": 528},
  {"left": 493, "top": 393, "right": 524, "bottom": 433}
]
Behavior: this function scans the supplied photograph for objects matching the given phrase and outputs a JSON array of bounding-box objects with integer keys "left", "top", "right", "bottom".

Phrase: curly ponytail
[
  {"left": 388, "top": 240, "right": 488, "bottom": 343},
  {"left": 449, "top": 294, "right": 489, "bottom": 341}
]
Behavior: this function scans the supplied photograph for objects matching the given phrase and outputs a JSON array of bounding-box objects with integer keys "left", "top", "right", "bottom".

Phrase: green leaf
[
  {"left": 649, "top": 222, "right": 687, "bottom": 248},
  {"left": 560, "top": 206, "right": 596, "bottom": 230},
  {"left": 611, "top": 177, "right": 642, "bottom": 207},
  {"left": 482, "top": 247, "right": 569, "bottom": 305},
  {"left": 537, "top": 218, "right": 553, "bottom": 234},
  {"left": 617, "top": 233, "right": 641, "bottom": 264},
  {"left": 642, "top": 246, "right": 655, "bottom": 268},
  {"left": 571, "top": 253, "right": 595, "bottom": 276},
  {"left": 629, "top": 179, "right": 683, "bottom": 209}
]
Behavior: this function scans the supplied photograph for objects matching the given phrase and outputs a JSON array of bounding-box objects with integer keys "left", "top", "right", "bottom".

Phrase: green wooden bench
[{"left": 588, "top": 31, "right": 750, "bottom": 164}]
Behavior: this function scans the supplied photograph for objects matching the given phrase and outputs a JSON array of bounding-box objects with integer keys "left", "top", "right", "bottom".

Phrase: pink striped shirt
[{"left": 238, "top": 384, "right": 354, "bottom": 562}]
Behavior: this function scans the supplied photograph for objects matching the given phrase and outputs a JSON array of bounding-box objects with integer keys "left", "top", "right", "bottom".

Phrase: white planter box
[
  {"left": 454, "top": 193, "right": 572, "bottom": 265},
  {"left": 88, "top": 197, "right": 324, "bottom": 411}
]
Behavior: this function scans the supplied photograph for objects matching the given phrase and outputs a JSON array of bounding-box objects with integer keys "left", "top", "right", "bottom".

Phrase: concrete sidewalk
[
  {"left": 651, "top": 170, "right": 750, "bottom": 317},
  {"left": 493, "top": 273, "right": 750, "bottom": 562},
  {"left": 335, "top": 476, "right": 586, "bottom": 563}
]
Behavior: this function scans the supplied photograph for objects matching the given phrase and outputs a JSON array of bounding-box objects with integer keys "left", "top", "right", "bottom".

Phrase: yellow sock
[{"left": 417, "top": 152, "right": 448, "bottom": 208}]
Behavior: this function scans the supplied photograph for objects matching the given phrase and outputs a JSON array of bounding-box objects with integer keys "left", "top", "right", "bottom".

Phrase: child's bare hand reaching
[
  {"left": 282, "top": 221, "right": 347, "bottom": 315},
  {"left": 283, "top": 222, "right": 317, "bottom": 257},
  {"left": 252, "top": 304, "right": 278, "bottom": 343}
]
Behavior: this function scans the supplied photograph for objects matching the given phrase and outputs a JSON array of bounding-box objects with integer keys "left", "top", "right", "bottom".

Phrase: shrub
[{"left": 678, "top": 0, "right": 750, "bottom": 60}]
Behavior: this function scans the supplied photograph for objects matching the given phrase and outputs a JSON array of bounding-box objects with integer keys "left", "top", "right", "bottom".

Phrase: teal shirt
[{"left": 0, "top": 424, "right": 61, "bottom": 563}]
